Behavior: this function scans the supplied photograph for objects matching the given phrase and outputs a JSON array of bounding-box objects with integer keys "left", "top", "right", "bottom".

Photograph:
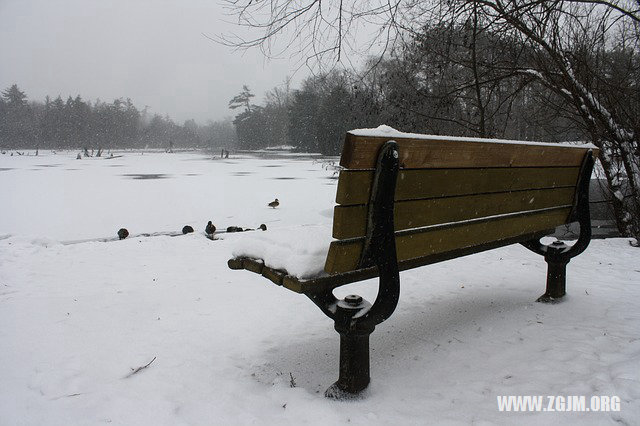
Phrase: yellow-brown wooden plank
[
  {"left": 282, "top": 276, "right": 305, "bottom": 293},
  {"left": 340, "top": 133, "right": 596, "bottom": 169},
  {"left": 332, "top": 187, "right": 576, "bottom": 239},
  {"left": 262, "top": 266, "right": 285, "bottom": 286},
  {"left": 324, "top": 207, "right": 571, "bottom": 274},
  {"left": 336, "top": 166, "right": 580, "bottom": 205},
  {"left": 243, "top": 258, "right": 264, "bottom": 274},
  {"left": 228, "top": 258, "right": 244, "bottom": 270}
]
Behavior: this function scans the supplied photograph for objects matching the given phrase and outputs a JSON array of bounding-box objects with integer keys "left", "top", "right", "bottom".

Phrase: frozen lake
[
  {"left": 0, "top": 150, "right": 339, "bottom": 241},
  {"left": 1, "top": 150, "right": 638, "bottom": 425}
]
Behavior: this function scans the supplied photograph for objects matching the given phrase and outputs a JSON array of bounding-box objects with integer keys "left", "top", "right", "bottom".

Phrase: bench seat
[{"left": 229, "top": 226, "right": 555, "bottom": 294}]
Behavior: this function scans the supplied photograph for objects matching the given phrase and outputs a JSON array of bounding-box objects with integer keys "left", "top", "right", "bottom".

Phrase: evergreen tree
[
  {"left": 228, "top": 85, "right": 255, "bottom": 112},
  {"left": 0, "top": 84, "right": 36, "bottom": 148},
  {"left": 2, "top": 84, "right": 28, "bottom": 107}
]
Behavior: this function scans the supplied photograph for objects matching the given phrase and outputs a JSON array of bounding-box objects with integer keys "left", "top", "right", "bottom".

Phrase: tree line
[
  {"left": 230, "top": 24, "right": 599, "bottom": 155},
  {"left": 0, "top": 84, "right": 237, "bottom": 151}
]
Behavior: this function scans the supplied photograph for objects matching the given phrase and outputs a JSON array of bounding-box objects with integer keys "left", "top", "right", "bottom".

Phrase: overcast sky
[{"left": 0, "top": 0, "right": 309, "bottom": 124}]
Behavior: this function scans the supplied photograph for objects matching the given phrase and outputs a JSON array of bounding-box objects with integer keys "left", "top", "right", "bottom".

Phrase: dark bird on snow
[
  {"left": 226, "top": 226, "right": 243, "bottom": 233},
  {"left": 259, "top": 224, "right": 267, "bottom": 231},
  {"left": 117, "top": 228, "right": 129, "bottom": 240},
  {"left": 268, "top": 198, "right": 279, "bottom": 209},
  {"left": 182, "top": 225, "right": 194, "bottom": 234},
  {"left": 205, "top": 221, "right": 216, "bottom": 235}
]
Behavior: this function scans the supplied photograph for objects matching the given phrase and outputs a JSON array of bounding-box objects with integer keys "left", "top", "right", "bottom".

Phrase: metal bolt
[{"left": 344, "top": 295, "right": 363, "bottom": 306}]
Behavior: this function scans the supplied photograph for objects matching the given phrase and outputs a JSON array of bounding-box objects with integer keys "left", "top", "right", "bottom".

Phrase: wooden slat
[
  {"left": 228, "top": 258, "right": 244, "bottom": 270},
  {"left": 336, "top": 166, "right": 579, "bottom": 205},
  {"left": 340, "top": 133, "right": 596, "bottom": 169},
  {"left": 333, "top": 187, "right": 576, "bottom": 239},
  {"left": 282, "top": 276, "right": 305, "bottom": 293},
  {"left": 244, "top": 258, "right": 264, "bottom": 274},
  {"left": 324, "top": 207, "right": 571, "bottom": 274},
  {"left": 262, "top": 267, "right": 284, "bottom": 286}
]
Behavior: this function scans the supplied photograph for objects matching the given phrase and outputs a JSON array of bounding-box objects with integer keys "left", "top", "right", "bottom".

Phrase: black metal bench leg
[
  {"left": 522, "top": 150, "right": 595, "bottom": 304},
  {"left": 324, "top": 294, "right": 376, "bottom": 398},
  {"left": 326, "top": 325, "right": 374, "bottom": 397},
  {"left": 541, "top": 260, "right": 568, "bottom": 301},
  {"left": 538, "top": 241, "right": 571, "bottom": 302}
]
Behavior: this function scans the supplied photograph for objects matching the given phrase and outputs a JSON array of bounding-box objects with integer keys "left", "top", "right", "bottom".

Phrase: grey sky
[{"left": 0, "top": 0, "right": 306, "bottom": 124}]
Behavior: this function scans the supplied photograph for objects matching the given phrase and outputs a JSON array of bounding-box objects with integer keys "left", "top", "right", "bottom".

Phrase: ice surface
[{"left": 0, "top": 151, "right": 336, "bottom": 240}]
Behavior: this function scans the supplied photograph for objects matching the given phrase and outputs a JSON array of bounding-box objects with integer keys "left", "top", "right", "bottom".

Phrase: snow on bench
[{"left": 232, "top": 224, "right": 332, "bottom": 280}]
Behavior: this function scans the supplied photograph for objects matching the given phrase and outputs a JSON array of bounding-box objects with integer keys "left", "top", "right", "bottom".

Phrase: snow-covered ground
[{"left": 1, "top": 151, "right": 638, "bottom": 425}]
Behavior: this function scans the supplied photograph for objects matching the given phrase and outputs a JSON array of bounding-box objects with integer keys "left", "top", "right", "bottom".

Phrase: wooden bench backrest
[{"left": 324, "top": 132, "right": 596, "bottom": 275}]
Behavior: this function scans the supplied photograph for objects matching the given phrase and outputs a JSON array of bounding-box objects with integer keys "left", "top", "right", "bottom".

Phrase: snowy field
[{"left": 1, "top": 151, "right": 639, "bottom": 425}]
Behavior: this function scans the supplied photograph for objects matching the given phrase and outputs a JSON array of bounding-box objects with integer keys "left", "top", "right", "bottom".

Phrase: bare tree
[
  {"left": 218, "top": 0, "right": 413, "bottom": 71},
  {"left": 454, "top": 1, "right": 640, "bottom": 239}
]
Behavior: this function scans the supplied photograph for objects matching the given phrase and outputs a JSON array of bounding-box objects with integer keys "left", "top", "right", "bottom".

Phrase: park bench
[{"left": 228, "top": 127, "right": 597, "bottom": 398}]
